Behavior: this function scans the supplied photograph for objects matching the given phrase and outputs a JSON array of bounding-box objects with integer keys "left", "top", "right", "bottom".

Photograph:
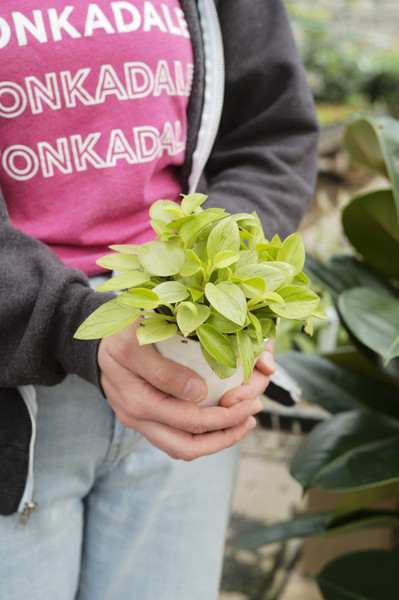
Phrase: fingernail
[{"left": 183, "top": 378, "right": 205, "bottom": 403}]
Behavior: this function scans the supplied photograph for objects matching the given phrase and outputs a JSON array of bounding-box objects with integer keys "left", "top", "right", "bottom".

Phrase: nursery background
[{"left": 220, "top": 1, "right": 399, "bottom": 599}]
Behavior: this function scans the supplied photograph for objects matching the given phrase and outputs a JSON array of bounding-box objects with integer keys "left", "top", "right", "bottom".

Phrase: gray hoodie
[{"left": 0, "top": 0, "right": 319, "bottom": 515}]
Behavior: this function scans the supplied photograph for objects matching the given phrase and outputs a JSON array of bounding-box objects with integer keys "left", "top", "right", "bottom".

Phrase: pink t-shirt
[{"left": 0, "top": 1, "right": 193, "bottom": 274}]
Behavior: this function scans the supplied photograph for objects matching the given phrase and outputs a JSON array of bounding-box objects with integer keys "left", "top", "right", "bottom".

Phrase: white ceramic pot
[{"left": 154, "top": 334, "right": 244, "bottom": 407}]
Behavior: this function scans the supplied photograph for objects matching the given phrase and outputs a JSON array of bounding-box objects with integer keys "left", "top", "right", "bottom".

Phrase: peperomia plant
[{"left": 75, "top": 193, "right": 326, "bottom": 383}]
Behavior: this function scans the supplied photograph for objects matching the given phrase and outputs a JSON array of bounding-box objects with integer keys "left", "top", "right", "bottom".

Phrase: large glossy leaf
[
  {"left": 316, "top": 545, "right": 399, "bottom": 600},
  {"left": 290, "top": 410, "right": 399, "bottom": 492},
  {"left": 332, "top": 481, "right": 399, "bottom": 522},
  {"left": 325, "top": 347, "right": 399, "bottom": 390},
  {"left": 339, "top": 288, "right": 399, "bottom": 365},
  {"left": 344, "top": 115, "right": 399, "bottom": 222},
  {"left": 238, "top": 510, "right": 399, "bottom": 550},
  {"left": 276, "top": 352, "right": 399, "bottom": 418},
  {"left": 74, "top": 299, "right": 140, "bottom": 339},
  {"left": 304, "top": 254, "right": 398, "bottom": 299},
  {"left": 343, "top": 116, "right": 390, "bottom": 177},
  {"left": 342, "top": 190, "right": 399, "bottom": 280}
]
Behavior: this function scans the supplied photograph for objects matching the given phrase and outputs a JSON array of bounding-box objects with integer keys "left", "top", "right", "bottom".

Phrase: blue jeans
[{"left": 0, "top": 375, "right": 240, "bottom": 600}]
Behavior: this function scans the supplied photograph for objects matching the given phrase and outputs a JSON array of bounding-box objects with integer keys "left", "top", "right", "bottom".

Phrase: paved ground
[{"left": 219, "top": 402, "right": 323, "bottom": 600}]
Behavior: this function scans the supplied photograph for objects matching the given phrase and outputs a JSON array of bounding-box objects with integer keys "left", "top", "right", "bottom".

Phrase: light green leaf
[
  {"left": 233, "top": 263, "right": 292, "bottom": 291},
  {"left": 205, "top": 282, "right": 247, "bottom": 326},
  {"left": 258, "top": 317, "right": 275, "bottom": 338},
  {"left": 207, "top": 310, "right": 244, "bottom": 333},
  {"left": 176, "top": 302, "right": 210, "bottom": 336},
  {"left": 138, "top": 241, "right": 185, "bottom": 276},
  {"left": 213, "top": 250, "right": 239, "bottom": 269},
  {"left": 178, "top": 211, "right": 227, "bottom": 246},
  {"left": 206, "top": 217, "right": 240, "bottom": 262},
  {"left": 269, "top": 286, "right": 320, "bottom": 319},
  {"left": 196, "top": 324, "right": 237, "bottom": 368},
  {"left": 117, "top": 288, "right": 159, "bottom": 309},
  {"left": 74, "top": 299, "right": 140, "bottom": 339},
  {"left": 149, "top": 199, "right": 183, "bottom": 222},
  {"left": 276, "top": 232, "right": 305, "bottom": 274},
  {"left": 339, "top": 287, "right": 399, "bottom": 365},
  {"left": 180, "top": 249, "right": 203, "bottom": 277},
  {"left": 238, "top": 277, "right": 267, "bottom": 299},
  {"left": 95, "top": 270, "right": 150, "bottom": 292},
  {"left": 236, "top": 330, "right": 254, "bottom": 383},
  {"left": 109, "top": 244, "right": 140, "bottom": 254},
  {"left": 235, "top": 250, "right": 258, "bottom": 270},
  {"left": 136, "top": 316, "right": 177, "bottom": 345},
  {"left": 180, "top": 192, "right": 207, "bottom": 215},
  {"left": 152, "top": 281, "right": 189, "bottom": 304},
  {"left": 189, "top": 287, "right": 204, "bottom": 302},
  {"left": 200, "top": 344, "right": 238, "bottom": 379},
  {"left": 96, "top": 252, "right": 140, "bottom": 271}
]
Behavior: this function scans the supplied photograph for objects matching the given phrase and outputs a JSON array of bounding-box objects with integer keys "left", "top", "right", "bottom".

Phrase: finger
[
  {"left": 107, "top": 368, "right": 263, "bottom": 434},
  {"left": 219, "top": 366, "right": 271, "bottom": 408},
  {"left": 255, "top": 339, "right": 275, "bottom": 376},
  {"left": 136, "top": 415, "right": 257, "bottom": 461},
  {"left": 104, "top": 325, "right": 209, "bottom": 403}
]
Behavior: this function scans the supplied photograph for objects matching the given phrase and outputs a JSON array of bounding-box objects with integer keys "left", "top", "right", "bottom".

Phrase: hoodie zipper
[
  {"left": 16, "top": 385, "right": 38, "bottom": 529},
  {"left": 188, "top": 0, "right": 225, "bottom": 193}
]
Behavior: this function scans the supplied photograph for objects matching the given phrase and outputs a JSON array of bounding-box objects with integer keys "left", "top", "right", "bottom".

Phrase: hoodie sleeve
[
  {"left": 203, "top": 0, "right": 319, "bottom": 239},
  {"left": 0, "top": 190, "right": 114, "bottom": 389}
]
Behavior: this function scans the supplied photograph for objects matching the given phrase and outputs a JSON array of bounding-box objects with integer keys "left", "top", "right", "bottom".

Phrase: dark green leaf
[
  {"left": 276, "top": 352, "right": 399, "bottom": 418},
  {"left": 316, "top": 545, "right": 399, "bottom": 600},
  {"left": 339, "top": 288, "right": 399, "bottom": 365},
  {"left": 290, "top": 410, "right": 399, "bottom": 492},
  {"left": 342, "top": 190, "right": 399, "bottom": 281},
  {"left": 238, "top": 510, "right": 399, "bottom": 550}
]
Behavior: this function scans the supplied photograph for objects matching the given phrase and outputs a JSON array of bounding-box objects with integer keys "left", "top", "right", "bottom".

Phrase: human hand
[{"left": 97, "top": 319, "right": 263, "bottom": 461}]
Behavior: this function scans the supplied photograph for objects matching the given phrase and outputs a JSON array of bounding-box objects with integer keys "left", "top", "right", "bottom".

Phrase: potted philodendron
[{"left": 75, "top": 193, "right": 325, "bottom": 405}]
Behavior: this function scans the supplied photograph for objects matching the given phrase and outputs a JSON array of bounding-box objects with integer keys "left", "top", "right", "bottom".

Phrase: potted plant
[
  {"left": 75, "top": 193, "right": 325, "bottom": 405},
  {"left": 238, "top": 115, "right": 399, "bottom": 598}
]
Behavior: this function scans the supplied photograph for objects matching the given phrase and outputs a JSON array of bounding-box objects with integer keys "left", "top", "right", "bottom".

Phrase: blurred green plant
[
  {"left": 239, "top": 115, "right": 399, "bottom": 598},
  {"left": 286, "top": 2, "right": 399, "bottom": 116}
]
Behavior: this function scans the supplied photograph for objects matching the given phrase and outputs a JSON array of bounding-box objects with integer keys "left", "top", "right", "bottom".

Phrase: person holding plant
[{"left": 0, "top": 1, "right": 319, "bottom": 599}]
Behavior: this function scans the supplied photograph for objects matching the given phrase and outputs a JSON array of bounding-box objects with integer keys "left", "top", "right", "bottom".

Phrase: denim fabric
[{"left": 0, "top": 375, "right": 240, "bottom": 600}]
